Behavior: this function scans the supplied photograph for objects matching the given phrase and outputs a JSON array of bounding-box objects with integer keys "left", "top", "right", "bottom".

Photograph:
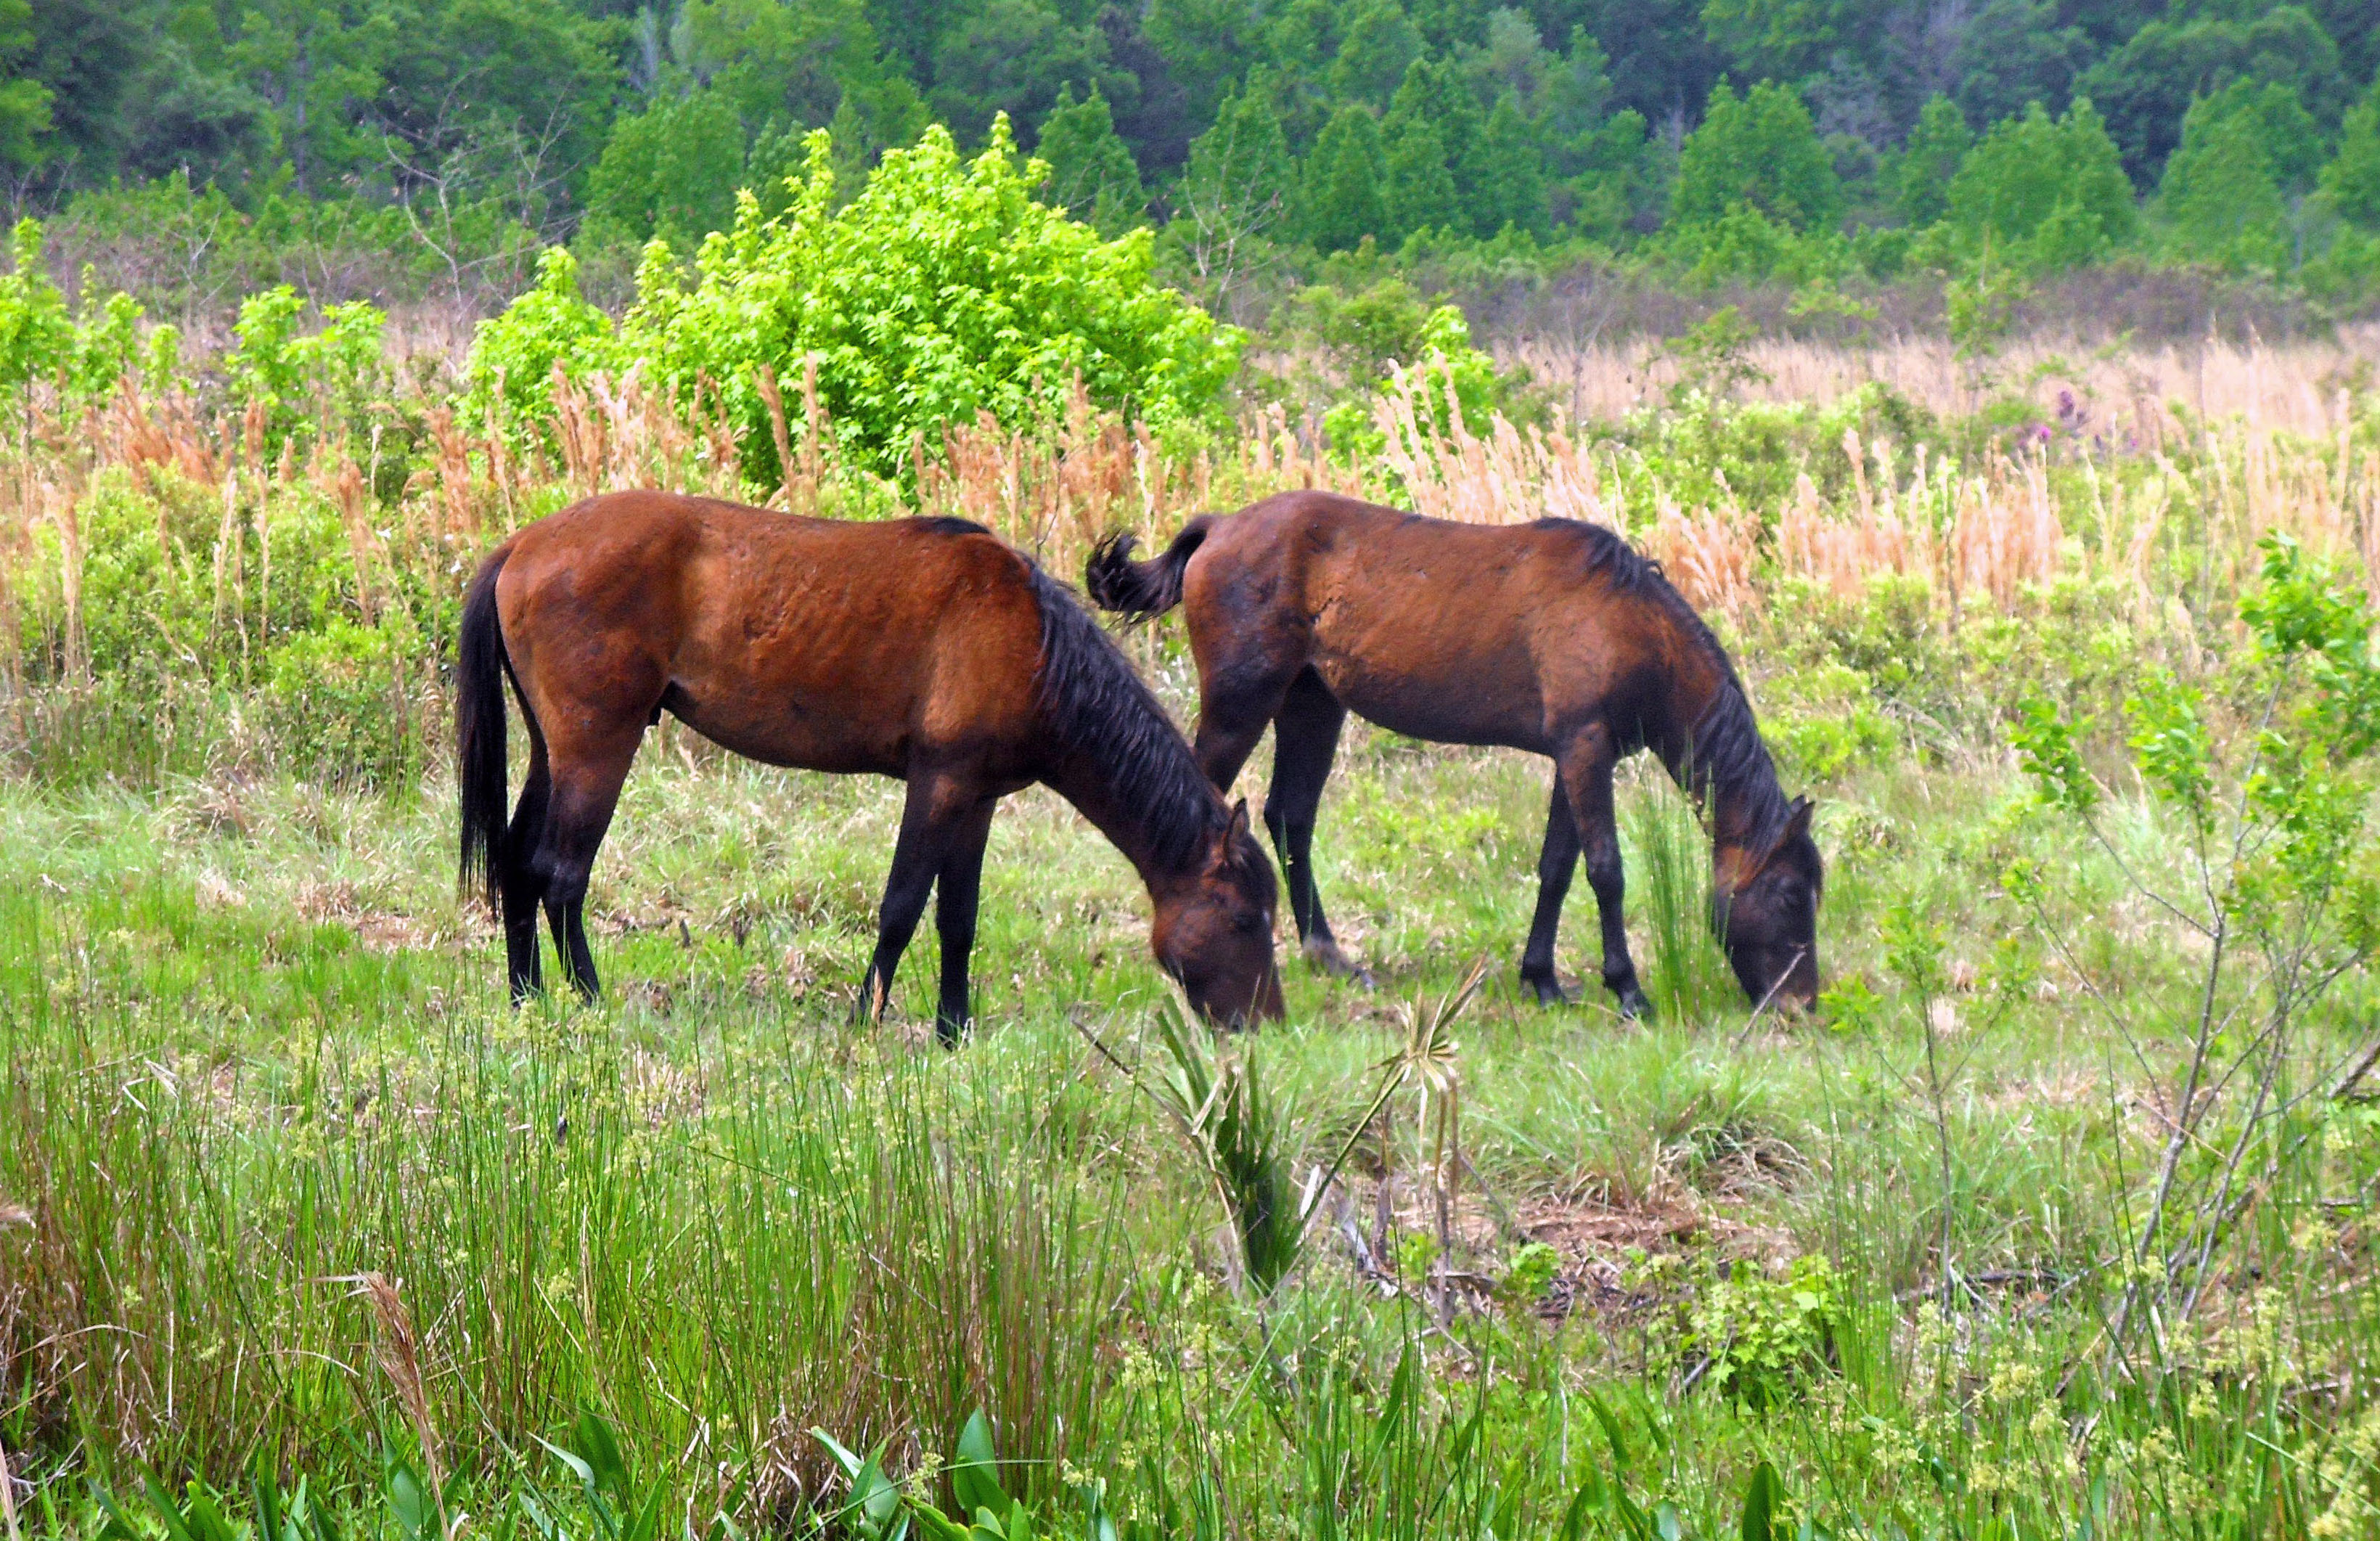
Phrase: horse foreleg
[
  {"left": 931, "top": 797, "right": 997, "bottom": 1046},
  {"left": 859, "top": 774, "right": 966, "bottom": 1025},
  {"left": 1518, "top": 779, "right": 1580, "bottom": 1006},
  {"left": 1560, "top": 732, "right": 1651, "bottom": 1020},
  {"left": 1264, "top": 669, "right": 1365, "bottom": 982}
]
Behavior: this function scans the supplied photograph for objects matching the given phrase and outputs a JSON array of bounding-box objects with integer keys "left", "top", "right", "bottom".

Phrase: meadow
[{"left": 3, "top": 319, "right": 2380, "bottom": 1541}]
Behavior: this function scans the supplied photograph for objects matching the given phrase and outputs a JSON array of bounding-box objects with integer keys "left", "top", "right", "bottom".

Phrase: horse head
[
  {"left": 1152, "top": 798, "right": 1285, "bottom": 1026},
  {"left": 1713, "top": 796, "right": 1823, "bottom": 1012}
]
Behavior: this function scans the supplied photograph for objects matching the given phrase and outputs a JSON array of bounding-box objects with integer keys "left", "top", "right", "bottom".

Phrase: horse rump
[{"left": 1085, "top": 516, "right": 1214, "bottom": 617}]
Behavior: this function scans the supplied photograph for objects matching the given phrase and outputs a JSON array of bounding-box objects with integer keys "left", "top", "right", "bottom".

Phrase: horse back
[
  {"left": 1185, "top": 493, "right": 1680, "bottom": 751},
  {"left": 494, "top": 491, "right": 1045, "bottom": 776}
]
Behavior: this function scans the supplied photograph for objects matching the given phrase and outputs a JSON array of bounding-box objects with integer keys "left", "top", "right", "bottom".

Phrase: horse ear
[
  {"left": 1733, "top": 797, "right": 1815, "bottom": 892},
  {"left": 1225, "top": 797, "right": 1252, "bottom": 846}
]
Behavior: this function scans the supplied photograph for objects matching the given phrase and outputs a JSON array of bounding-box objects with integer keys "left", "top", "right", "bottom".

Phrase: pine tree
[
  {"left": 1942, "top": 98, "right": 2137, "bottom": 270},
  {"left": 1383, "top": 115, "right": 1458, "bottom": 240},
  {"left": 1468, "top": 92, "right": 1547, "bottom": 236},
  {"left": 2157, "top": 92, "right": 2289, "bottom": 273},
  {"left": 1329, "top": 0, "right": 1423, "bottom": 107},
  {"left": 1036, "top": 82, "right": 1145, "bottom": 232},
  {"left": 1303, "top": 104, "right": 1388, "bottom": 251},
  {"left": 2324, "top": 73, "right": 2380, "bottom": 229},
  {"left": 1895, "top": 95, "right": 1970, "bottom": 229},
  {"left": 1670, "top": 80, "right": 1841, "bottom": 233}
]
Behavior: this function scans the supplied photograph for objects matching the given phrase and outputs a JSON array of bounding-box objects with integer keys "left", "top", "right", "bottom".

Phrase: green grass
[{"left": 4, "top": 679, "right": 2376, "bottom": 1540}]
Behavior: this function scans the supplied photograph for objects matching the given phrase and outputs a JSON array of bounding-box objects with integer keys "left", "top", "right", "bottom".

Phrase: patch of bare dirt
[{"left": 296, "top": 880, "right": 443, "bottom": 952}]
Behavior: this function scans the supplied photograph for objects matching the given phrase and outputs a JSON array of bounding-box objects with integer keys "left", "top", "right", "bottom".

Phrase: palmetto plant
[{"left": 1089, "top": 960, "right": 1489, "bottom": 1301}]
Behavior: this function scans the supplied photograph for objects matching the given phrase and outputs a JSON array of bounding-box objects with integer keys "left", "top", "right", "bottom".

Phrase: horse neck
[
  {"left": 1645, "top": 624, "right": 1780, "bottom": 859},
  {"left": 1042, "top": 745, "right": 1213, "bottom": 896}
]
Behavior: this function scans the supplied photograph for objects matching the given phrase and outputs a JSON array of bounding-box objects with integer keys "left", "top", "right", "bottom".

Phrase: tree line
[{"left": 5, "top": 0, "right": 2380, "bottom": 311}]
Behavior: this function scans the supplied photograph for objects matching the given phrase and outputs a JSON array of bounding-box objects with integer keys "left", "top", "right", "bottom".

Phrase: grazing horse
[
  {"left": 1085, "top": 491, "right": 1821, "bottom": 1015},
  {"left": 457, "top": 491, "right": 1283, "bottom": 1042}
]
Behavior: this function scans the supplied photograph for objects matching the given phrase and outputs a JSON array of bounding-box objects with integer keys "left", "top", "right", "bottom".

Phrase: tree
[
  {"left": 23, "top": 0, "right": 140, "bottom": 175},
  {"left": 0, "top": 0, "right": 52, "bottom": 169},
  {"left": 1700, "top": 0, "right": 1868, "bottom": 89},
  {"left": 2077, "top": 6, "right": 2347, "bottom": 187},
  {"left": 1330, "top": 0, "right": 1424, "bottom": 106},
  {"left": 582, "top": 88, "right": 747, "bottom": 248},
  {"left": 583, "top": 119, "right": 1240, "bottom": 482},
  {"left": 1469, "top": 91, "right": 1548, "bottom": 234},
  {"left": 679, "top": 0, "right": 915, "bottom": 144},
  {"left": 1036, "top": 83, "right": 1145, "bottom": 232},
  {"left": 1947, "top": 0, "right": 2091, "bottom": 130},
  {"left": 1939, "top": 97, "right": 2136, "bottom": 271},
  {"left": 2322, "top": 72, "right": 2380, "bottom": 230},
  {"left": 927, "top": 0, "right": 1124, "bottom": 150},
  {"left": 1670, "top": 79, "right": 1841, "bottom": 233},
  {"left": 1558, "top": 0, "right": 1727, "bottom": 127},
  {"left": 1383, "top": 115, "right": 1459, "bottom": 238},
  {"left": 1894, "top": 94, "right": 1968, "bottom": 229},
  {"left": 1302, "top": 104, "right": 1388, "bottom": 251},
  {"left": 2155, "top": 90, "right": 2289, "bottom": 274},
  {"left": 1174, "top": 79, "right": 1294, "bottom": 308},
  {"left": 1383, "top": 55, "right": 1481, "bottom": 235}
]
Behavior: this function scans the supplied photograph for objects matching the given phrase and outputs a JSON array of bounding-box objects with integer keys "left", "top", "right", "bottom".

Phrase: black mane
[
  {"left": 1027, "top": 563, "right": 1224, "bottom": 873},
  {"left": 1536, "top": 517, "right": 1794, "bottom": 850}
]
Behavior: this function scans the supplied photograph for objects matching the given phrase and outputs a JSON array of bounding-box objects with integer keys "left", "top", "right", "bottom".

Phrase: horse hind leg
[
  {"left": 1264, "top": 669, "right": 1365, "bottom": 983},
  {"left": 499, "top": 743, "right": 553, "bottom": 1002},
  {"left": 529, "top": 727, "right": 645, "bottom": 1002}
]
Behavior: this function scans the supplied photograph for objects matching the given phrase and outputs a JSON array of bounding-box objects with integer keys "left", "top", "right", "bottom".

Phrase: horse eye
[{"left": 1232, "top": 910, "right": 1265, "bottom": 935}]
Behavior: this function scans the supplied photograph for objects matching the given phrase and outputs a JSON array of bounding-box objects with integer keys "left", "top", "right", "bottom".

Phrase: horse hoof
[
  {"left": 1614, "top": 985, "right": 1653, "bottom": 1021},
  {"left": 1304, "top": 939, "right": 1373, "bottom": 986},
  {"left": 1523, "top": 973, "right": 1574, "bottom": 1007}
]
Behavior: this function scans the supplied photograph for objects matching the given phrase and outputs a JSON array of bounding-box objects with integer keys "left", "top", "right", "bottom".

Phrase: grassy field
[{"left": 5, "top": 335, "right": 2380, "bottom": 1538}]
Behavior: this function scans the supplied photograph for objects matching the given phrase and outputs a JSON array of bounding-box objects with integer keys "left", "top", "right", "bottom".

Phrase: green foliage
[
  {"left": 0, "top": 218, "right": 70, "bottom": 405},
  {"left": 582, "top": 90, "right": 749, "bottom": 250},
  {"left": 461, "top": 248, "right": 621, "bottom": 443},
  {"left": 1302, "top": 105, "right": 1389, "bottom": 253},
  {"left": 0, "top": 0, "right": 51, "bottom": 168},
  {"left": 1670, "top": 81, "right": 1842, "bottom": 236},
  {"left": 473, "top": 120, "right": 1238, "bottom": 486},
  {"left": 2322, "top": 72, "right": 2380, "bottom": 231},
  {"left": 1035, "top": 83, "right": 1146, "bottom": 235},
  {"left": 1659, "top": 306, "right": 1768, "bottom": 401},
  {"left": 2154, "top": 87, "right": 2298, "bottom": 274},
  {"left": 224, "top": 286, "right": 386, "bottom": 454},
  {"left": 1894, "top": 95, "right": 1971, "bottom": 229},
  {"left": 2011, "top": 694, "right": 2099, "bottom": 815},
  {"left": 1681, "top": 1252, "right": 1840, "bottom": 1407},
  {"left": 1934, "top": 98, "right": 2137, "bottom": 273}
]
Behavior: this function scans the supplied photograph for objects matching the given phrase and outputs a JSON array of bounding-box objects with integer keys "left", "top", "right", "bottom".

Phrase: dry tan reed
[
  {"left": 350, "top": 1272, "right": 449, "bottom": 1537},
  {"left": 1508, "top": 326, "right": 2380, "bottom": 444}
]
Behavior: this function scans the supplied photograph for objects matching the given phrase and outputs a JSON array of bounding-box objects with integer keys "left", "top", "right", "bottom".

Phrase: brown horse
[
  {"left": 457, "top": 491, "right": 1283, "bottom": 1042},
  {"left": 1086, "top": 491, "right": 1820, "bottom": 1015}
]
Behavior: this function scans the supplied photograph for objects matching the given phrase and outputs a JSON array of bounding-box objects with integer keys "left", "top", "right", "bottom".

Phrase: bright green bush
[
  {"left": 465, "top": 117, "right": 1241, "bottom": 486},
  {"left": 225, "top": 286, "right": 388, "bottom": 454}
]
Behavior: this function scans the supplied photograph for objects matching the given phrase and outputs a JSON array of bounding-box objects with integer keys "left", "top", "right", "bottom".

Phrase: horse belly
[
  {"left": 666, "top": 642, "right": 919, "bottom": 777},
  {"left": 1316, "top": 650, "right": 1544, "bottom": 750}
]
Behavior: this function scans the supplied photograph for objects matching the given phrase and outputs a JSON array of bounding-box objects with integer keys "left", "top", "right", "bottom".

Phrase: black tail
[
  {"left": 1084, "top": 516, "right": 1213, "bottom": 618},
  {"left": 457, "top": 546, "right": 515, "bottom": 917}
]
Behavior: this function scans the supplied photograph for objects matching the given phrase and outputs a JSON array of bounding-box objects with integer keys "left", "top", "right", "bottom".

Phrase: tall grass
[{"left": 4, "top": 324, "right": 2380, "bottom": 1537}]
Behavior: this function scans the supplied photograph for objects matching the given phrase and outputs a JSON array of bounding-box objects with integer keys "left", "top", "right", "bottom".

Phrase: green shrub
[{"left": 465, "top": 117, "right": 1240, "bottom": 487}]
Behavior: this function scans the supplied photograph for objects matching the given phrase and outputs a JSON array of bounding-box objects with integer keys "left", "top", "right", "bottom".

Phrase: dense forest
[{"left": 7, "top": 0, "right": 2380, "bottom": 326}]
